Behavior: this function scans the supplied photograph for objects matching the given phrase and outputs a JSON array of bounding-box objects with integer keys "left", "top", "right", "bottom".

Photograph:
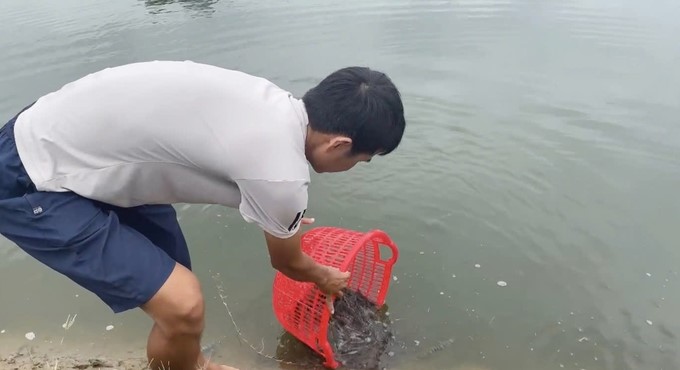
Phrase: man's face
[{"left": 308, "top": 136, "right": 375, "bottom": 173}]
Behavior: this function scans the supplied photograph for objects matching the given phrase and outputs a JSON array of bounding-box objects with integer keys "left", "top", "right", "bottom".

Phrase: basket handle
[{"left": 368, "top": 229, "right": 399, "bottom": 266}]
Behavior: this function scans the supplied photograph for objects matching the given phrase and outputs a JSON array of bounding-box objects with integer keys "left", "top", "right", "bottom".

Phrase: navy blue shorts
[{"left": 0, "top": 107, "right": 191, "bottom": 313}]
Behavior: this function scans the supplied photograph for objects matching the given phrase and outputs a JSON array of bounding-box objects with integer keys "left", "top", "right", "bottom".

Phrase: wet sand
[
  {"left": 0, "top": 333, "right": 497, "bottom": 370},
  {"left": 0, "top": 354, "right": 149, "bottom": 370},
  {"left": 0, "top": 333, "right": 305, "bottom": 370},
  {"left": 0, "top": 345, "right": 149, "bottom": 370}
]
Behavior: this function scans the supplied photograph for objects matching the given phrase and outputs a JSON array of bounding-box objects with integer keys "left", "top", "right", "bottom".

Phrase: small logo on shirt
[
  {"left": 32, "top": 206, "right": 43, "bottom": 215},
  {"left": 287, "top": 209, "right": 306, "bottom": 232}
]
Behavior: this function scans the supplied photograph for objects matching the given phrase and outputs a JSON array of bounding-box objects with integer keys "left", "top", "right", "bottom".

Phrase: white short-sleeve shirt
[{"left": 13, "top": 60, "right": 311, "bottom": 238}]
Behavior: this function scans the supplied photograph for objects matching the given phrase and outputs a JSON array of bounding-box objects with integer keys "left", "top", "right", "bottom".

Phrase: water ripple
[{"left": 1, "top": 1, "right": 679, "bottom": 369}]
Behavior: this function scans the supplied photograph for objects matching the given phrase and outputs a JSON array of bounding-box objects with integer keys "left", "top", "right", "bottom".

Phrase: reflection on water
[
  {"left": 142, "top": 0, "right": 220, "bottom": 16},
  {"left": 1, "top": 0, "right": 679, "bottom": 369}
]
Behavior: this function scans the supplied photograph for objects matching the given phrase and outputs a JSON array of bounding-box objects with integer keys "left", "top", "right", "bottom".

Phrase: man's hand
[
  {"left": 315, "top": 265, "right": 350, "bottom": 314},
  {"left": 264, "top": 217, "right": 350, "bottom": 313},
  {"left": 315, "top": 265, "right": 350, "bottom": 297}
]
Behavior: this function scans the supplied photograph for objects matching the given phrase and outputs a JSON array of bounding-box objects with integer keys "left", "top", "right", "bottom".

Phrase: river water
[{"left": 1, "top": 0, "right": 679, "bottom": 369}]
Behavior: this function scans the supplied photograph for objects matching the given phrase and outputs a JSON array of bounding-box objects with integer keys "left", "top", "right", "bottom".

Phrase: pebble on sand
[
  {"left": 474, "top": 264, "right": 481, "bottom": 268},
  {"left": 646, "top": 320, "right": 653, "bottom": 326},
  {"left": 1, "top": 329, "right": 5, "bottom": 334},
  {"left": 25, "top": 332, "right": 35, "bottom": 340},
  {"left": 497, "top": 281, "right": 507, "bottom": 287},
  {"left": 646, "top": 273, "right": 652, "bottom": 277},
  {"left": 106, "top": 325, "right": 115, "bottom": 331}
]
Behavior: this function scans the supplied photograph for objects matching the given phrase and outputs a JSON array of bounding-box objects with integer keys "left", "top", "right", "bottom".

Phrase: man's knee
[
  {"left": 143, "top": 263, "right": 205, "bottom": 337},
  {"left": 165, "top": 290, "right": 205, "bottom": 336}
]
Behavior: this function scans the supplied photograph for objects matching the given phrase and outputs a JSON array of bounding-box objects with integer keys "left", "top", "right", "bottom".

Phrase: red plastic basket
[{"left": 272, "top": 227, "right": 399, "bottom": 369}]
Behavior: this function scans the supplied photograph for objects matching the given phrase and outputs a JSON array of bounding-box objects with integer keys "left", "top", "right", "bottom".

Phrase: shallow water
[{"left": 1, "top": 0, "right": 679, "bottom": 369}]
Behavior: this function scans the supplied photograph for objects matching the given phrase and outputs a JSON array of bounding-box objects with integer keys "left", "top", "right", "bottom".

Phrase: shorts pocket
[{"left": 20, "top": 190, "right": 107, "bottom": 249}]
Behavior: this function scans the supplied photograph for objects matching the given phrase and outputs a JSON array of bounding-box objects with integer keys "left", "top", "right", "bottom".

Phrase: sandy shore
[
  {"left": 0, "top": 340, "right": 497, "bottom": 370},
  {"left": 0, "top": 333, "right": 316, "bottom": 370},
  {"left": 0, "top": 325, "right": 153, "bottom": 370},
  {"left": 0, "top": 347, "right": 150, "bottom": 370}
]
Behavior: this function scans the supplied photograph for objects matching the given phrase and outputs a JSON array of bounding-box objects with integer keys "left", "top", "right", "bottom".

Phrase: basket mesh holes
[
  {"left": 274, "top": 228, "right": 397, "bottom": 366},
  {"left": 346, "top": 241, "right": 383, "bottom": 302}
]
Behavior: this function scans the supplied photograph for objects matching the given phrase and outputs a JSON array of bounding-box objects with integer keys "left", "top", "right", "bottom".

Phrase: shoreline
[
  {"left": 0, "top": 330, "right": 328, "bottom": 370},
  {"left": 0, "top": 344, "right": 150, "bottom": 370}
]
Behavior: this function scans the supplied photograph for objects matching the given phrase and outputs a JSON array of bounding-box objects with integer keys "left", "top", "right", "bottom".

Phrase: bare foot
[{"left": 197, "top": 349, "right": 239, "bottom": 370}]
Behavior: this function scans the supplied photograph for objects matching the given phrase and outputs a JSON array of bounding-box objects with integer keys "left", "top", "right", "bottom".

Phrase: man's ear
[{"left": 327, "top": 136, "right": 352, "bottom": 151}]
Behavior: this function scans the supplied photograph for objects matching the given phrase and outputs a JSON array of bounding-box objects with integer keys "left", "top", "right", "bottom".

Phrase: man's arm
[
  {"left": 235, "top": 178, "right": 349, "bottom": 297},
  {"left": 264, "top": 224, "right": 350, "bottom": 300},
  {"left": 264, "top": 227, "right": 327, "bottom": 285}
]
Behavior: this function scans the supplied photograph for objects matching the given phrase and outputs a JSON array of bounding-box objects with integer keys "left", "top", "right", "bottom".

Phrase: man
[{"left": 0, "top": 60, "right": 406, "bottom": 370}]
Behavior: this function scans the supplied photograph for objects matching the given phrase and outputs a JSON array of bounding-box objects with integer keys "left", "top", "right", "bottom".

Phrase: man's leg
[
  {"left": 141, "top": 262, "right": 239, "bottom": 370},
  {"left": 110, "top": 204, "right": 237, "bottom": 370},
  {"left": 0, "top": 193, "right": 238, "bottom": 370},
  {"left": 112, "top": 204, "right": 192, "bottom": 270}
]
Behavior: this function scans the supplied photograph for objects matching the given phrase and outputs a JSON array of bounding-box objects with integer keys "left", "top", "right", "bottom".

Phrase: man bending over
[{"left": 0, "top": 60, "right": 406, "bottom": 370}]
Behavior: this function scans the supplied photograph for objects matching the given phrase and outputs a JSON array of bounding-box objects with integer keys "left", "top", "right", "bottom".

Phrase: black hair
[{"left": 302, "top": 66, "right": 406, "bottom": 156}]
